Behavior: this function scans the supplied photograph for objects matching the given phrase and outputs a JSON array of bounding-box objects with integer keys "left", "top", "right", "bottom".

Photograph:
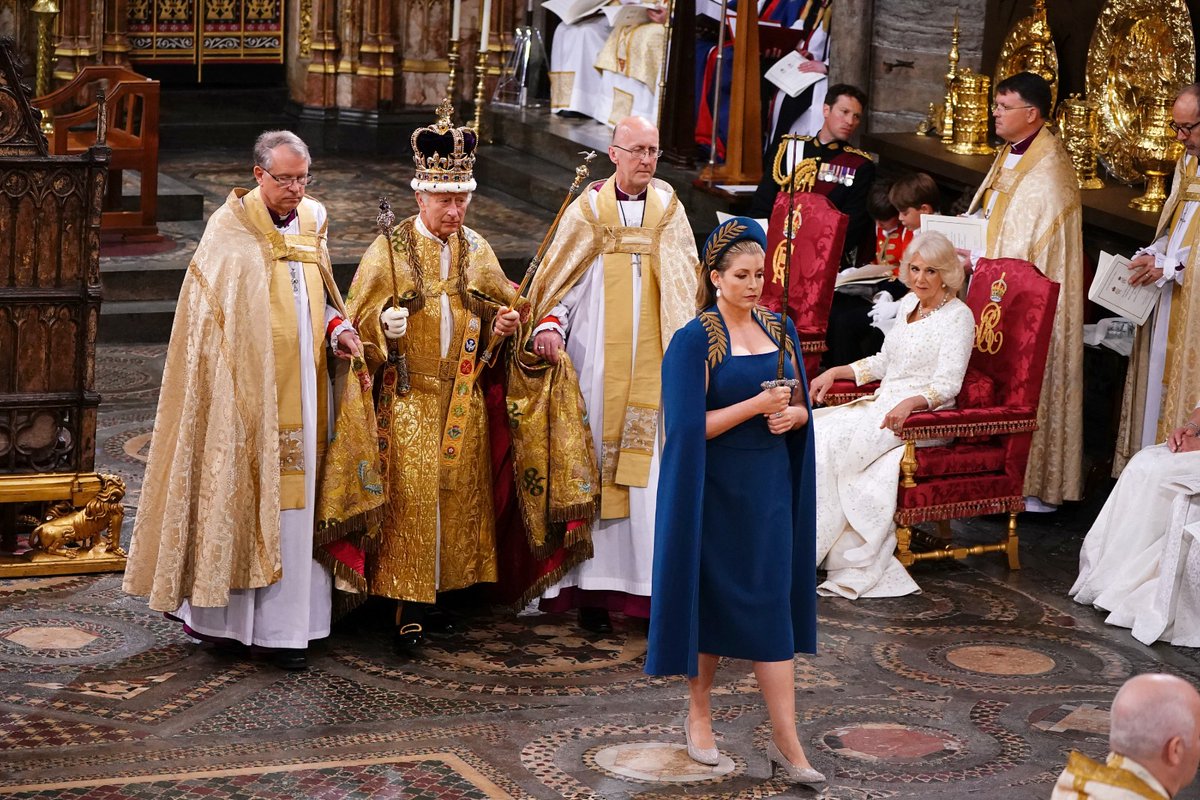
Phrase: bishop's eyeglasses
[
  {"left": 261, "top": 168, "right": 318, "bottom": 188},
  {"left": 611, "top": 145, "right": 663, "bottom": 160}
]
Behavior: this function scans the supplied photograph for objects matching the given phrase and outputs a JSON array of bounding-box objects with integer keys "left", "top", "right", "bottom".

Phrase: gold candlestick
[
  {"left": 446, "top": 38, "right": 461, "bottom": 105},
  {"left": 472, "top": 48, "right": 490, "bottom": 134},
  {"left": 31, "top": 0, "right": 60, "bottom": 135},
  {"left": 940, "top": 12, "right": 960, "bottom": 146}
]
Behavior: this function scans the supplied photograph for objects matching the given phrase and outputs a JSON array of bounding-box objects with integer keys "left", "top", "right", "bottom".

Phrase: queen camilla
[{"left": 809, "top": 231, "right": 975, "bottom": 599}]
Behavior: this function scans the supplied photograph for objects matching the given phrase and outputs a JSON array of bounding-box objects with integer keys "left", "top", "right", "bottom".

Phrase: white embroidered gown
[{"left": 813, "top": 292, "right": 975, "bottom": 599}]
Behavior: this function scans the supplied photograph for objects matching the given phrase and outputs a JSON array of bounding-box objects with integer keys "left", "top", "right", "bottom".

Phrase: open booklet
[
  {"left": 1087, "top": 251, "right": 1159, "bottom": 326},
  {"left": 602, "top": 2, "right": 660, "bottom": 26},
  {"left": 765, "top": 51, "right": 826, "bottom": 98},
  {"left": 835, "top": 262, "right": 896, "bottom": 287},
  {"left": 920, "top": 213, "right": 987, "bottom": 252},
  {"left": 543, "top": 0, "right": 611, "bottom": 25}
]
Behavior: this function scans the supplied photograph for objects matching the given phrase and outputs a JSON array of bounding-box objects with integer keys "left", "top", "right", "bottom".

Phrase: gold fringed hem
[
  {"left": 505, "top": 538, "right": 596, "bottom": 612},
  {"left": 549, "top": 500, "right": 600, "bottom": 525},
  {"left": 312, "top": 505, "right": 384, "bottom": 550},
  {"left": 900, "top": 417, "right": 1039, "bottom": 440}
]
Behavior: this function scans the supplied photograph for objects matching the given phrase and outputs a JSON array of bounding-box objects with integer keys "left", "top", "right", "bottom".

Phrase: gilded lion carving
[{"left": 29, "top": 475, "right": 128, "bottom": 560}]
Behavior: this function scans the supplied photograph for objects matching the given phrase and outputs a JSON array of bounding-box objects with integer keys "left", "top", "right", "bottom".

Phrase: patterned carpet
[{"left": 4, "top": 348, "right": 1200, "bottom": 799}]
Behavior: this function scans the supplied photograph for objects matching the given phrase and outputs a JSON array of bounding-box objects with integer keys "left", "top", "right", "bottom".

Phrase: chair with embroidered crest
[
  {"left": 757, "top": 189, "right": 848, "bottom": 379},
  {"left": 821, "top": 258, "right": 1059, "bottom": 568}
]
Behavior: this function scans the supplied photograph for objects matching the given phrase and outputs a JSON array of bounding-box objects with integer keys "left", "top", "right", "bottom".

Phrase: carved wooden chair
[
  {"left": 758, "top": 191, "right": 847, "bottom": 378},
  {"left": 822, "top": 258, "right": 1060, "bottom": 569},
  {"left": 33, "top": 66, "right": 159, "bottom": 239}
]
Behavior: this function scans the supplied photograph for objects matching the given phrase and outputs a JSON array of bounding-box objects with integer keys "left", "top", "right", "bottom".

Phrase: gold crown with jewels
[{"left": 411, "top": 99, "right": 478, "bottom": 193}]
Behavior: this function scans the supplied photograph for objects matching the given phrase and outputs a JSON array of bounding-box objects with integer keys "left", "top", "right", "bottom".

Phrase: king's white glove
[{"left": 380, "top": 306, "right": 409, "bottom": 340}]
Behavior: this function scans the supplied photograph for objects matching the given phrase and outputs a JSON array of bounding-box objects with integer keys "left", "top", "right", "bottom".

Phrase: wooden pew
[{"left": 33, "top": 66, "right": 160, "bottom": 240}]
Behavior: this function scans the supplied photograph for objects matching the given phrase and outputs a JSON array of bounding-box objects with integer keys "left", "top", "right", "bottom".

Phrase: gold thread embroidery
[
  {"left": 279, "top": 427, "right": 304, "bottom": 474},
  {"left": 600, "top": 440, "right": 620, "bottom": 485},
  {"left": 620, "top": 404, "right": 658, "bottom": 454},
  {"left": 698, "top": 310, "right": 728, "bottom": 369}
]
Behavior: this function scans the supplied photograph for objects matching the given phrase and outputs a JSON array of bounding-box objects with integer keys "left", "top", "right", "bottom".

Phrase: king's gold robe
[
  {"left": 347, "top": 217, "right": 515, "bottom": 603},
  {"left": 968, "top": 127, "right": 1085, "bottom": 504},
  {"left": 124, "top": 189, "right": 379, "bottom": 613}
]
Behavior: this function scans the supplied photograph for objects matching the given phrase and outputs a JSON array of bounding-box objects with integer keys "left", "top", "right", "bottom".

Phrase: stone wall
[{"left": 864, "top": 0, "right": 986, "bottom": 133}]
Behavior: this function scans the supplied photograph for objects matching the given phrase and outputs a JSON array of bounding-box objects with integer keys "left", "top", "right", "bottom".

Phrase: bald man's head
[
  {"left": 609, "top": 116, "right": 660, "bottom": 196},
  {"left": 1110, "top": 674, "right": 1200, "bottom": 796}
]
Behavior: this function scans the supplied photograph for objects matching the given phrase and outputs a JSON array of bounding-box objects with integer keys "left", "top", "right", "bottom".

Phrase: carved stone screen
[{"left": 127, "top": 0, "right": 284, "bottom": 68}]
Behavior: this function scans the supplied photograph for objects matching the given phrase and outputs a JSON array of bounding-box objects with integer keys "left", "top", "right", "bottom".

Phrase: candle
[
  {"left": 479, "top": 0, "right": 492, "bottom": 51},
  {"left": 451, "top": 0, "right": 461, "bottom": 41}
]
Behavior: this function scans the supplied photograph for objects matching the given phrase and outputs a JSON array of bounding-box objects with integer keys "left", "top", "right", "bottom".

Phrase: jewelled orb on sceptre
[
  {"left": 1129, "top": 90, "right": 1184, "bottom": 213},
  {"left": 1057, "top": 94, "right": 1104, "bottom": 190}
]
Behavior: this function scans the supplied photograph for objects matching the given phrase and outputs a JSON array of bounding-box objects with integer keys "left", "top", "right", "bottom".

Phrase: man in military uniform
[
  {"left": 751, "top": 83, "right": 874, "bottom": 271},
  {"left": 751, "top": 84, "right": 880, "bottom": 364}
]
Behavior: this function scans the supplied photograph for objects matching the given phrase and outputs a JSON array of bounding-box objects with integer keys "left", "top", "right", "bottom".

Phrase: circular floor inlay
[
  {"left": 591, "top": 742, "right": 736, "bottom": 782},
  {"left": 945, "top": 645, "right": 1056, "bottom": 675},
  {"left": 824, "top": 722, "right": 963, "bottom": 763}
]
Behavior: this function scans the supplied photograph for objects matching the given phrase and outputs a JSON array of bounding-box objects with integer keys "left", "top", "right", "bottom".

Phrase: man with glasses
[
  {"left": 965, "top": 70, "right": 1084, "bottom": 513},
  {"left": 125, "top": 130, "right": 378, "bottom": 672},
  {"left": 344, "top": 104, "right": 520, "bottom": 657},
  {"left": 522, "top": 115, "right": 700, "bottom": 634},
  {"left": 1115, "top": 84, "right": 1200, "bottom": 474}
]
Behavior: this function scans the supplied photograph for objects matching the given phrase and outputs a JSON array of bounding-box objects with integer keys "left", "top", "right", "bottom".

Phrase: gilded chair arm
[{"left": 898, "top": 406, "right": 1039, "bottom": 441}]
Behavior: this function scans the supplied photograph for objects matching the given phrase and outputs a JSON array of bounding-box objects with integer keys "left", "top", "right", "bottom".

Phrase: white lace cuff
[{"left": 329, "top": 318, "right": 356, "bottom": 351}]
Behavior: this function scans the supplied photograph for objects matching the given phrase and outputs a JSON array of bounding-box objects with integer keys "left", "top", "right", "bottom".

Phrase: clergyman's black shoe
[
  {"left": 579, "top": 607, "right": 613, "bottom": 634},
  {"left": 423, "top": 609, "right": 458, "bottom": 636},
  {"left": 394, "top": 623, "right": 425, "bottom": 656},
  {"left": 271, "top": 648, "right": 308, "bottom": 671}
]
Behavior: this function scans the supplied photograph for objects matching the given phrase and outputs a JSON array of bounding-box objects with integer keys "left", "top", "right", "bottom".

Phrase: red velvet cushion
[{"left": 915, "top": 442, "right": 1006, "bottom": 479}]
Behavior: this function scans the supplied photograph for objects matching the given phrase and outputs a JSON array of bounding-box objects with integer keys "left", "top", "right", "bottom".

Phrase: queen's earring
[{"left": 715, "top": 286, "right": 722, "bottom": 298}]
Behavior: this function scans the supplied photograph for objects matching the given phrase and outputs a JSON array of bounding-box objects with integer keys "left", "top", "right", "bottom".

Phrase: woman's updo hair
[
  {"left": 697, "top": 239, "right": 765, "bottom": 311},
  {"left": 899, "top": 231, "right": 965, "bottom": 292}
]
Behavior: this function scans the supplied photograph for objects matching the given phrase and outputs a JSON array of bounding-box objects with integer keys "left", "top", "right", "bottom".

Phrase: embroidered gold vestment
[
  {"left": 346, "top": 218, "right": 515, "bottom": 603},
  {"left": 968, "top": 127, "right": 1085, "bottom": 504},
  {"left": 124, "top": 189, "right": 369, "bottom": 611},
  {"left": 524, "top": 178, "right": 700, "bottom": 518},
  {"left": 1050, "top": 752, "right": 1169, "bottom": 799}
]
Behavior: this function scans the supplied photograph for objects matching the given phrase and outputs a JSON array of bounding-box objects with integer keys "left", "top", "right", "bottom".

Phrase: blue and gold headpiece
[{"left": 701, "top": 216, "right": 768, "bottom": 272}]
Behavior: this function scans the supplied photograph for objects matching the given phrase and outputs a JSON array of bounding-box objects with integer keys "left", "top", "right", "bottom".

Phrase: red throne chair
[
  {"left": 823, "top": 258, "right": 1060, "bottom": 569},
  {"left": 759, "top": 191, "right": 847, "bottom": 378}
]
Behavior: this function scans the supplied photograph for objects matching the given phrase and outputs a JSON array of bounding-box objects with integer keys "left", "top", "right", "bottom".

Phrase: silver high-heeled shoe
[
  {"left": 766, "top": 740, "right": 825, "bottom": 785},
  {"left": 684, "top": 716, "right": 720, "bottom": 766}
]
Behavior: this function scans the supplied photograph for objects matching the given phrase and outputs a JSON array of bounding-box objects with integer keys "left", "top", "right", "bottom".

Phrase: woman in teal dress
[{"left": 646, "top": 217, "right": 821, "bottom": 785}]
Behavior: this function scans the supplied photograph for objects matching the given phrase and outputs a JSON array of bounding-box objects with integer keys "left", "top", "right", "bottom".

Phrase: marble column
[
  {"left": 101, "top": 0, "right": 130, "bottom": 67},
  {"left": 52, "top": 0, "right": 100, "bottom": 82},
  {"left": 303, "top": 0, "right": 339, "bottom": 108}
]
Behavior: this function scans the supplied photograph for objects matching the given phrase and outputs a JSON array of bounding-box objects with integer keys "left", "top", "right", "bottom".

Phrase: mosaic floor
[{"left": 4, "top": 346, "right": 1200, "bottom": 799}]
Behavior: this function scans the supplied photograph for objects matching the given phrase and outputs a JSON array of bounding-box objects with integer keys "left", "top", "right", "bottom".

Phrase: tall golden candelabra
[
  {"left": 940, "top": 12, "right": 961, "bottom": 146},
  {"left": 1129, "top": 91, "right": 1184, "bottom": 213},
  {"left": 1058, "top": 94, "right": 1104, "bottom": 190},
  {"left": 31, "top": 0, "right": 59, "bottom": 135},
  {"left": 472, "top": 49, "right": 490, "bottom": 134},
  {"left": 446, "top": 38, "right": 461, "bottom": 105},
  {"left": 948, "top": 71, "right": 994, "bottom": 156}
]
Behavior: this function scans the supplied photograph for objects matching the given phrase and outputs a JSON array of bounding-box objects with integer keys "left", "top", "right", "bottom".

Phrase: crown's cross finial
[{"left": 434, "top": 98, "right": 455, "bottom": 132}]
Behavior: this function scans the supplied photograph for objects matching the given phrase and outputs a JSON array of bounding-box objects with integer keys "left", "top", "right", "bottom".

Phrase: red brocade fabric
[
  {"left": 760, "top": 192, "right": 847, "bottom": 376},
  {"left": 913, "top": 442, "right": 1005, "bottom": 479}
]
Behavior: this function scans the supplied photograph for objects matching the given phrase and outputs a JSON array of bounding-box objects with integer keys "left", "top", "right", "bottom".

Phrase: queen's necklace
[{"left": 916, "top": 291, "right": 952, "bottom": 321}]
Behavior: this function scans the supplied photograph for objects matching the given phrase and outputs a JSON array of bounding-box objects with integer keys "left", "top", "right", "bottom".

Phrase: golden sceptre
[
  {"left": 475, "top": 149, "right": 599, "bottom": 366},
  {"left": 377, "top": 197, "right": 415, "bottom": 395}
]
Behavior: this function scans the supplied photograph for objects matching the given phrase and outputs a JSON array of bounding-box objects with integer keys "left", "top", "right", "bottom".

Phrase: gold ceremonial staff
[
  {"left": 377, "top": 197, "right": 418, "bottom": 395},
  {"left": 474, "top": 149, "right": 599, "bottom": 366}
]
